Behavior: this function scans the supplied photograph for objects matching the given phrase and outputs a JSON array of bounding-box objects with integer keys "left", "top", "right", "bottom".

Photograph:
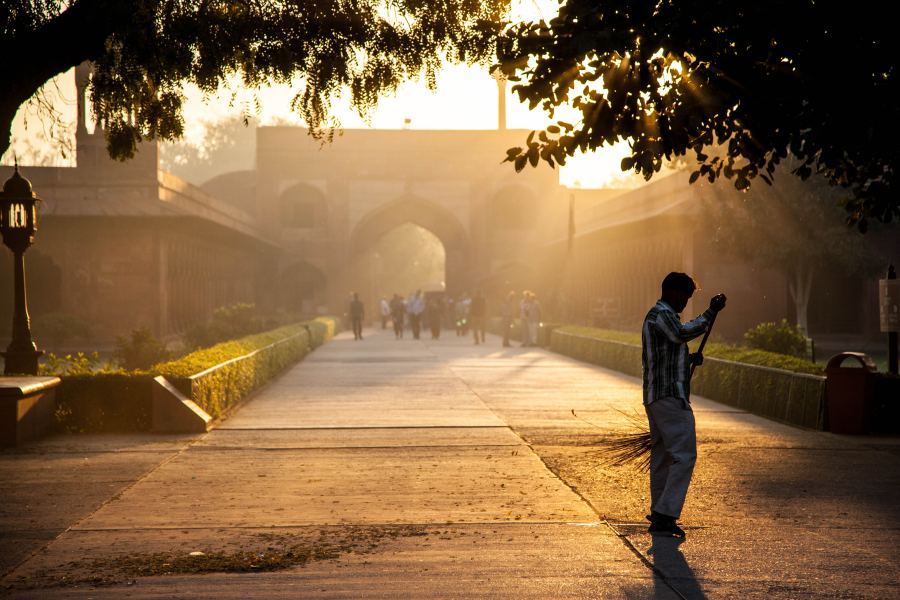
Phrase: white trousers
[{"left": 645, "top": 395, "right": 697, "bottom": 519}]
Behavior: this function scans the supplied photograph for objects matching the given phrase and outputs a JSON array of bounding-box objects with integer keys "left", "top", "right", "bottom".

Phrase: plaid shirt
[{"left": 642, "top": 300, "right": 715, "bottom": 405}]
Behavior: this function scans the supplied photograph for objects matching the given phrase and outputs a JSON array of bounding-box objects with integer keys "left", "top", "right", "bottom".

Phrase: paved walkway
[{"left": 2, "top": 329, "right": 898, "bottom": 598}]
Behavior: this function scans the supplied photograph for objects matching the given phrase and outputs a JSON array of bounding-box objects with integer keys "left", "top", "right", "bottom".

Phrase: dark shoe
[{"left": 648, "top": 515, "right": 686, "bottom": 538}]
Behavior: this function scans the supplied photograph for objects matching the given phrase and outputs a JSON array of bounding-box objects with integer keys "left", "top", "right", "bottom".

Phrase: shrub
[
  {"left": 156, "top": 323, "right": 308, "bottom": 378},
  {"left": 32, "top": 312, "right": 93, "bottom": 347},
  {"left": 115, "top": 328, "right": 170, "bottom": 371},
  {"left": 184, "top": 302, "right": 271, "bottom": 349},
  {"left": 40, "top": 352, "right": 120, "bottom": 376},
  {"left": 54, "top": 374, "right": 154, "bottom": 433},
  {"left": 743, "top": 319, "right": 808, "bottom": 358}
]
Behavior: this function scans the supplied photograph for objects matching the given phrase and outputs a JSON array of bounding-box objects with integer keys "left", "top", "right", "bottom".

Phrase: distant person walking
[
  {"left": 501, "top": 291, "right": 517, "bottom": 347},
  {"left": 519, "top": 293, "right": 531, "bottom": 346},
  {"left": 455, "top": 293, "right": 470, "bottom": 336},
  {"left": 445, "top": 297, "right": 456, "bottom": 330},
  {"left": 426, "top": 296, "right": 443, "bottom": 340},
  {"left": 470, "top": 290, "right": 487, "bottom": 345},
  {"left": 390, "top": 293, "right": 405, "bottom": 339},
  {"left": 526, "top": 292, "right": 541, "bottom": 347},
  {"left": 642, "top": 272, "right": 726, "bottom": 538},
  {"left": 380, "top": 297, "right": 390, "bottom": 329},
  {"left": 408, "top": 290, "right": 425, "bottom": 340},
  {"left": 349, "top": 292, "right": 365, "bottom": 341}
]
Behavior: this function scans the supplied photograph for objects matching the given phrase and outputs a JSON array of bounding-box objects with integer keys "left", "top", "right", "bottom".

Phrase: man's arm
[{"left": 654, "top": 309, "right": 714, "bottom": 344}]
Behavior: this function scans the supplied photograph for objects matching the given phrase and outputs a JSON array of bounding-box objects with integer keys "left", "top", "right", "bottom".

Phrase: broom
[{"left": 580, "top": 311, "right": 718, "bottom": 471}]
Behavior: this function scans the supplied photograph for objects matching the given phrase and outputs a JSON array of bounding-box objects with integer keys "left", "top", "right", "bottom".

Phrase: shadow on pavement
[{"left": 650, "top": 535, "right": 707, "bottom": 600}]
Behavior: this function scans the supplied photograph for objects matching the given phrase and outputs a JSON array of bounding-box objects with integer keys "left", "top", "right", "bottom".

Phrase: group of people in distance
[
  {"left": 378, "top": 289, "right": 487, "bottom": 343},
  {"left": 347, "top": 289, "right": 543, "bottom": 346}
]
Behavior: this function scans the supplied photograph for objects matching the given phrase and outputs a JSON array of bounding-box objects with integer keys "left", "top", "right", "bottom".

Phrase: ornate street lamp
[{"left": 0, "top": 165, "right": 42, "bottom": 375}]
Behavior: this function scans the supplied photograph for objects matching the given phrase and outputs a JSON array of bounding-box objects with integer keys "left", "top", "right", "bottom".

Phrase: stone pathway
[
  {"left": 2, "top": 328, "right": 898, "bottom": 598},
  {"left": 1, "top": 331, "right": 671, "bottom": 598}
]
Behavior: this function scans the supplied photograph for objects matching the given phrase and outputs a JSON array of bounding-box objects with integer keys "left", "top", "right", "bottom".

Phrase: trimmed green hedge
[
  {"left": 55, "top": 373, "right": 154, "bottom": 433},
  {"left": 551, "top": 327, "right": 827, "bottom": 430},
  {"left": 53, "top": 317, "right": 338, "bottom": 431},
  {"left": 156, "top": 317, "right": 337, "bottom": 419},
  {"left": 556, "top": 325, "right": 823, "bottom": 375}
]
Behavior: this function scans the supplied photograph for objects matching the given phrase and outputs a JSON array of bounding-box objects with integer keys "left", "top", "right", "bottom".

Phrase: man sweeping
[{"left": 642, "top": 272, "right": 726, "bottom": 538}]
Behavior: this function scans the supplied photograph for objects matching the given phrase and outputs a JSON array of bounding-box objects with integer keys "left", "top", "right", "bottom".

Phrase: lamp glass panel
[{"left": 9, "top": 203, "right": 28, "bottom": 228}]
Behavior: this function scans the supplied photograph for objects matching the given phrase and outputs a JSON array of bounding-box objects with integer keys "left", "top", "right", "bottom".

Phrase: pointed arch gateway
[{"left": 349, "top": 196, "right": 470, "bottom": 295}]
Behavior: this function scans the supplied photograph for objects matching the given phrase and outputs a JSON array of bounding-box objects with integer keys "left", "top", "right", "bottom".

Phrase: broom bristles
[
  {"left": 596, "top": 430, "right": 653, "bottom": 471},
  {"left": 573, "top": 408, "right": 653, "bottom": 471}
]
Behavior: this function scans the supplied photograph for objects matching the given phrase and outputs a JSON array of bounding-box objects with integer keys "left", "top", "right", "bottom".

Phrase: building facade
[{"left": 1, "top": 65, "right": 894, "bottom": 349}]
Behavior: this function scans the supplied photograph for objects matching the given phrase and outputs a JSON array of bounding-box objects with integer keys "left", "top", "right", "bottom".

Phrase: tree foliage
[
  {"left": 1, "top": 0, "right": 508, "bottom": 159},
  {"left": 496, "top": 0, "right": 898, "bottom": 230},
  {"left": 701, "top": 170, "right": 885, "bottom": 332}
]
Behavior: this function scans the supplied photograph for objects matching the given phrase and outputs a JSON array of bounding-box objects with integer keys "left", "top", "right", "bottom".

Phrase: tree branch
[{"left": 0, "top": 0, "right": 128, "bottom": 157}]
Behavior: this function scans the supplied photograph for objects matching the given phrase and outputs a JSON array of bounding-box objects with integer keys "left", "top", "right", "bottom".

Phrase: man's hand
[
  {"left": 690, "top": 352, "right": 704, "bottom": 367},
  {"left": 710, "top": 293, "right": 727, "bottom": 313}
]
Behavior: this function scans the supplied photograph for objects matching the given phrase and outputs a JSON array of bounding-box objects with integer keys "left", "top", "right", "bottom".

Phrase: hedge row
[
  {"left": 551, "top": 328, "right": 827, "bottom": 430},
  {"left": 55, "top": 373, "right": 154, "bottom": 433},
  {"left": 157, "top": 318, "right": 335, "bottom": 419},
  {"left": 54, "top": 317, "right": 337, "bottom": 432},
  {"left": 556, "top": 325, "right": 824, "bottom": 375}
]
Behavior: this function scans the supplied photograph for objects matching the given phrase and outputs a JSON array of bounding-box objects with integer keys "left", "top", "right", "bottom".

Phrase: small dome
[{"left": 2, "top": 167, "right": 34, "bottom": 198}]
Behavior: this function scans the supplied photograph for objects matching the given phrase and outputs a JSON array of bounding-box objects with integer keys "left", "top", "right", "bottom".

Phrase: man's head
[
  {"left": 661, "top": 272, "right": 697, "bottom": 313},
  {"left": 353, "top": 292, "right": 359, "bottom": 300}
]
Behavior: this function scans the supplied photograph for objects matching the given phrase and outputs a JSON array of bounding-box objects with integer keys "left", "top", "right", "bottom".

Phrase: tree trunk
[
  {"left": 788, "top": 264, "right": 814, "bottom": 334},
  {"left": 0, "top": 0, "right": 125, "bottom": 158}
]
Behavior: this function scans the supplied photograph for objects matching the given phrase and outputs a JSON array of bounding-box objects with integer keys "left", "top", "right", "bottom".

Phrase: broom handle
[{"left": 690, "top": 310, "right": 718, "bottom": 378}]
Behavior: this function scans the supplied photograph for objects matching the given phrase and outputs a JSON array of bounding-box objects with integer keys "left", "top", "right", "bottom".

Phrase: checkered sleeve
[{"left": 654, "top": 309, "right": 713, "bottom": 344}]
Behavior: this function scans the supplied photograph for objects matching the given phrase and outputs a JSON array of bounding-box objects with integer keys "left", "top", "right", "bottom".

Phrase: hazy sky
[{"left": 3, "top": 0, "right": 639, "bottom": 188}]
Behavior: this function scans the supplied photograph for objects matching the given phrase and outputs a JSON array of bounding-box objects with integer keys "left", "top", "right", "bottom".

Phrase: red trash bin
[{"left": 825, "top": 352, "right": 877, "bottom": 434}]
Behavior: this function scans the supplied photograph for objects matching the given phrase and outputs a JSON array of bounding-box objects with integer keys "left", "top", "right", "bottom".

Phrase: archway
[
  {"left": 352, "top": 223, "right": 446, "bottom": 304},
  {"left": 348, "top": 197, "right": 469, "bottom": 299}
]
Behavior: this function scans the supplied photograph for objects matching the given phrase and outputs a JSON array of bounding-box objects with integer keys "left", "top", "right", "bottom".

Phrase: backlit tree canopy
[
  {"left": 497, "top": 1, "right": 898, "bottom": 230},
  {"left": 0, "top": 0, "right": 507, "bottom": 160}
]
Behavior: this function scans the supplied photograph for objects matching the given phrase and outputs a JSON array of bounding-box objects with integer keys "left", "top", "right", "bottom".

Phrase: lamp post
[{"left": 0, "top": 165, "right": 43, "bottom": 375}]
